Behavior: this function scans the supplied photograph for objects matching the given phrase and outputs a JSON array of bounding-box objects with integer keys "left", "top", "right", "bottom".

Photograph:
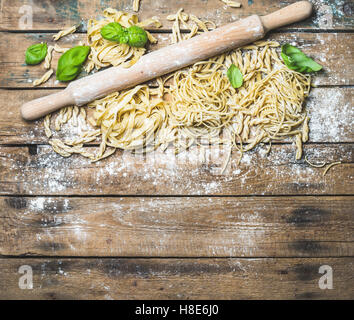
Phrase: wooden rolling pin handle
[
  {"left": 260, "top": 1, "right": 312, "bottom": 32},
  {"left": 21, "top": 90, "right": 74, "bottom": 121}
]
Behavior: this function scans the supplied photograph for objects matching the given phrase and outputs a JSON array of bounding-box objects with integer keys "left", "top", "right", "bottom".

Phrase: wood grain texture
[
  {"left": 1, "top": 196, "right": 353, "bottom": 257},
  {"left": 0, "top": 0, "right": 353, "bottom": 301},
  {"left": 0, "top": 258, "right": 353, "bottom": 299},
  {"left": 0, "top": 33, "right": 167, "bottom": 88},
  {"left": 1, "top": 87, "right": 353, "bottom": 144},
  {"left": 0, "top": 144, "right": 352, "bottom": 196},
  {"left": 0, "top": 32, "right": 353, "bottom": 88},
  {"left": 0, "top": 0, "right": 353, "bottom": 31}
]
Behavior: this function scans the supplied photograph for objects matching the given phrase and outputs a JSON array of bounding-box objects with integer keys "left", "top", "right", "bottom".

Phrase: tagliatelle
[
  {"left": 44, "top": 10, "right": 312, "bottom": 165},
  {"left": 168, "top": 8, "right": 216, "bottom": 44},
  {"left": 85, "top": 8, "right": 161, "bottom": 73}
]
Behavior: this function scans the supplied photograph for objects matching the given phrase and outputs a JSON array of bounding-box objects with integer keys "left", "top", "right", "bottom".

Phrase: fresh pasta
[
  {"left": 165, "top": 39, "right": 310, "bottom": 157},
  {"left": 133, "top": 0, "right": 141, "bottom": 12},
  {"left": 304, "top": 156, "right": 342, "bottom": 175},
  {"left": 33, "top": 69, "right": 54, "bottom": 86},
  {"left": 85, "top": 9, "right": 161, "bottom": 72},
  {"left": 44, "top": 45, "right": 55, "bottom": 69},
  {"left": 168, "top": 8, "right": 215, "bottom": 44},
  {"left": 305, "top": 156, "right": 326, "bottom": 168},
  {"left": 53, "top": 25, "right": 77, "bottom": 41},
  {"left": 53, "top": 44, "right": 70, "bottom": 53},
  {"left": 323, "top": 161, "right": 342, "bottom": 176},
  {"left": 220, "top": 0, "right": 242, "bottom": 8},
  {"left": 43, "top": 9, "right": 312, "bottom": 165}
]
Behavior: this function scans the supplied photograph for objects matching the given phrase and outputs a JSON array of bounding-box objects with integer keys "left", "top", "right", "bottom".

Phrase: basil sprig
[
  {"left": 281, "top": 44, "right": 322, "bottom": 73},
  {"left": 56, "top": 46, "right": 91, "bottom": 82},
  {"left": 227, "top": 64, "right": 243, "bottom": 89},
  {"left": 25, "top": 43, "right": 48, "bottom": 65},
  {"left": 100, "top": 22, "right": 148, "bottom": 48}
]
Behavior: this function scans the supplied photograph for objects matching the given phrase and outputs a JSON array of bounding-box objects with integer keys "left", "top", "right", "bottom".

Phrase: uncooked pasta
[
  {"left": 304, "top": 156, "right": 342, "bottom": 175},
  {"left": 53, "top": 25, "right": 77, "bottom": 41},
  {"left": 43, "top": 9, "right": 312, "bottom": 165},
  {"left": 302, "top": 116, "right": 309, "bottom": 143},
  {"left": 133, "top": 0, "right": 141, "bottom": 12},
  {"left": 220, "top": 0, "right": 241, "bottom": 8},
  {"left": 44, "top": 114, "right": 52, "bottom": 138},
  {"left": 165, "top": 38, "right": 310, "bottom": 159},
  {"left": 33, "top": 69, "right": 54, "bottom": 86},
  {"left": 85, "top": 8, "right": 161, "bottom": 73},
  {"left": 168, "top": 8, "right": 215, "bottom": 44},
  {"left": 323, "top": 161, "right": 342, "bottom": 176},
  {"left": 44, "top": 45, "right": 54, "bottom": 69},
  {"left": 53, "top": 44, "right": 70, "bottom": 53},
  {"left": 305, "top": 156, "right": 326, "bottom": 168}
]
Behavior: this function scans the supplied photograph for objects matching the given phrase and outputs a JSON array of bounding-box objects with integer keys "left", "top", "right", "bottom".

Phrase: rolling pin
[{"left": 21, "top": 1, "right": 312, "bottom": 120}]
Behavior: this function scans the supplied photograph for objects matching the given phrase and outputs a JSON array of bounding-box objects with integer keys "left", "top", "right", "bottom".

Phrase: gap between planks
[
  {"left": 0, "top": 0, "right": 353, "bottom": 32},
  {"left": 1, "top": 257, "right": 353, "bottom": 299},
  {"left": 2, "top": 192, "right": 354, "bottom": 196},
  {"left": 1, "top": 255, "right": 354, "bottom": 259}
]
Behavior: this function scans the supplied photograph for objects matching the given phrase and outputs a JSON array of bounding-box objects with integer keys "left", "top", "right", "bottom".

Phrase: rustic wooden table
[{"left": 0, "top": 0, "right": 353, "bottom": 300}]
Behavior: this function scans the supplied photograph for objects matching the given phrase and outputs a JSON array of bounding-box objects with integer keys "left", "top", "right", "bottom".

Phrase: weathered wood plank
[
  {"left": 0, "top": 144, "right": 352, "bottom": 196},
  {"left": 0, "top": 0, "right": 353, "bottom": 31},
  {"left": 0, "top": 32, "right": 352, "bottom": 88},
  {"left": 1, "top": 87, "right": 352, "bottom": 144},
  {"left": 0, "top": 258, "right": 352, "bottom": 299},
  {"left": 1, "top": 196, "right": 353, "bottom": 257},
  {"left": 0, "top": 33, "right": 168, "bottom": 88}
]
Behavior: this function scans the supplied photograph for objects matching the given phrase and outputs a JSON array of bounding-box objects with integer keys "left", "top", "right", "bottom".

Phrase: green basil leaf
[
  {"left": 281, "top": 43, "right": 322, "bottom": 73},
  {"left": 56, "top": 46, "right": 91, "bottom": 82},
  {"left": 100, "top": 22, "right": 125, "bottom": 42},
  {"left": 127, "top": 25, "right": 148, "bottom": 47},
  {"left": 227, "top": 64, "right": 243, "bottom": 89},
  {"left": 25, "top": 43, "right": 48, "bottom": 65},
  {"left": 100, "top": 23, "right": 148, "bottom": 47},
  {"left": 118, "top": 30, "right": 129, "bottom": 44}
]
